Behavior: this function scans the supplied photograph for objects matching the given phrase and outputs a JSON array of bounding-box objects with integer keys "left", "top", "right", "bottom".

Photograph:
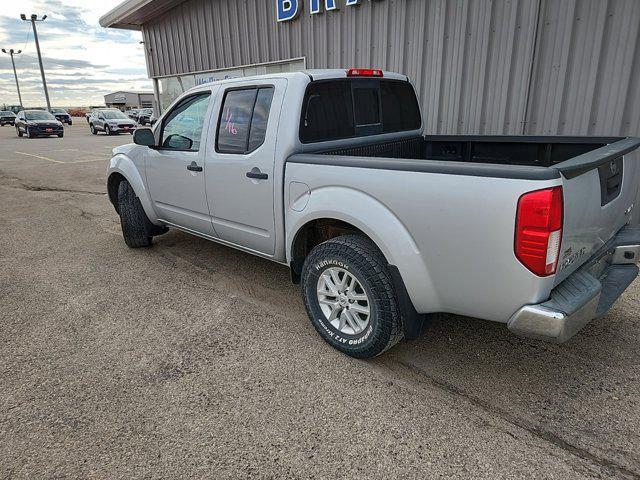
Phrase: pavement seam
[
  {"left": 389, "top": 359, "right": 640, "bottom": 480},
  {"left": 0, "top": 174, "right": 105, "bottom": 196}
]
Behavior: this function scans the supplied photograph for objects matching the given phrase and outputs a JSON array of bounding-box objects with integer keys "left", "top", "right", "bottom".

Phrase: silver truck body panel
[
  {"left": 284, "top": 162, "right": 560, "bottom": 322},
  {"left": 555, "top": 150, "right": 640, "bottom": 284}
]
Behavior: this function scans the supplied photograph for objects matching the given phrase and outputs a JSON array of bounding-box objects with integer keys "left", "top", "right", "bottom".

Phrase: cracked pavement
[{"left": 1, "top": 122, "right": 640, "bottom": 479}]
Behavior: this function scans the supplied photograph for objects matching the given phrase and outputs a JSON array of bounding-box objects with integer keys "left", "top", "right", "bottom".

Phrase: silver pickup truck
[{"left": 107, "top": 69, "right": 640, "bottom": 358}]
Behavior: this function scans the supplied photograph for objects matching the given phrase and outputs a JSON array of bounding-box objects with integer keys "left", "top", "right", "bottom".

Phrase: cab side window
[
  {"left": 161, "top": 92, "right": 211, "bottom": 152},
  {"left": 216, "top": 86, "right": 275, "bottom": 154}
]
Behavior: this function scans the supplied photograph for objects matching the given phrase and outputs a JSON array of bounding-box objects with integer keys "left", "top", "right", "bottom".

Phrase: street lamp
[
  {"left": 1, "top": 48, "right": 24, "bottom": 111},
  {"left": 20, "top": 14, "right": 51, "bottom": 111}
]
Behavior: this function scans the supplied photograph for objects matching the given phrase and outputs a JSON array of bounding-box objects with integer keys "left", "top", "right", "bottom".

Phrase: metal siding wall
[
  {"left": 143, "top": 0, "right": 640, "bottom": 136},
  {"left": 525, "top": 0, "right": 640, "bottom": 136}
]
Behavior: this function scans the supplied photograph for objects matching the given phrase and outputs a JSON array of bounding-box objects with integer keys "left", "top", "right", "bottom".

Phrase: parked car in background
[
  {"left": 126, "top": 109, "right": 139, "bottom": 120},
  {"left": 0, "top": 110, "right": 17, "bottom": 126},
  {"left": 85, "top": 110, "right": 96, "bottom": 124},
  {"left": 137, "top": 108, "right": 154, "bottom": 125},
  {"left": 149, "top": 113, "right": 157, "bottom": 126},
  {"left": 90, "top": 109, "right": 137, "bottom": 135},
  {"left": 15, "top": 109, "right": 63, "bottom": 138},
  {"left": 107, "top": 69, "right": 640, "bottom": 358},
  {"left": 51, "top": 108, "right": 73, "bottom": 125}
]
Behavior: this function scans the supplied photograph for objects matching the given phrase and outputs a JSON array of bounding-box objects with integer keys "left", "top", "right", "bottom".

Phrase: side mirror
[
  {"left": 133, "top": 128, "right": 156, "bottom": 147},
  {"left": 163, "top": 134, "right": 193, "bottom": 150}
]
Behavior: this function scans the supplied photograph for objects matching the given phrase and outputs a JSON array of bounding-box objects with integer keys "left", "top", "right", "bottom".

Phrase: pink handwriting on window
[{"left": 224, "top": 108, "right": 237, "bottom": 135}]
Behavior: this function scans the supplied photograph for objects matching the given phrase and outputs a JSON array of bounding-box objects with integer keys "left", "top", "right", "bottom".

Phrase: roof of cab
[{"left": 188, "top": 69, "right": 410, "bottom": 92}]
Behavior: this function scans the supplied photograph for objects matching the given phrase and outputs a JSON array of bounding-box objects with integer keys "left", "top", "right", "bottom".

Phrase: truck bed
[{"left": 322, "top": 135, "right": 624, "bottom": 167}]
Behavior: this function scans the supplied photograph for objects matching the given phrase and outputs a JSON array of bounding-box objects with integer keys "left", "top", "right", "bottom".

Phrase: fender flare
[
  {"left": 286, "top": 186, "right": 441, "bottom": 338},
  {"left": 107, "top": 154, "right": 161, "bottom": 225}
]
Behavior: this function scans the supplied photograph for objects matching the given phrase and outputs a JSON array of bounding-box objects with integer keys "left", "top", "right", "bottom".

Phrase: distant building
[{"left": 104, "top": 91, "right": 154, "bottom": 111}]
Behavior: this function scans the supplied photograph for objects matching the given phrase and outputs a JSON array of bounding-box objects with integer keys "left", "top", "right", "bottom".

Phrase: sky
[{"left": 0, "top": 0, "right": 152, "bottom": 107}]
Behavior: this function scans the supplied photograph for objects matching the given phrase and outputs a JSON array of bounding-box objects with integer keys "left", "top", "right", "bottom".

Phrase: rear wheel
[
  {"left": 301, "top": 235, "right": 404, "bottom": 358},
  {"left": 117, "top": 180, "right": 167, "bottom": 248}
]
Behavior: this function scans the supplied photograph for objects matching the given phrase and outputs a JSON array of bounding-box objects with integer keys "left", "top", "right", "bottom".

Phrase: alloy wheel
[{"left": 316, "top": 267, "right": 371, "bottom": 335}]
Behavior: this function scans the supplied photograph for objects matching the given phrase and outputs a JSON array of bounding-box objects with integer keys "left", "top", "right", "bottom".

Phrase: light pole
[
  {"left": 1, "top": 48, "right": 24, "bottom": 111},
  {"left": 20, "top": 14, "right": 51, "bottom": 112}
]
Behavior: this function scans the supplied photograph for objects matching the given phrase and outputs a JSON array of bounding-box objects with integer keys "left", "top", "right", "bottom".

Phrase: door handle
[
  {"left": 246, "top": 168, "right": 268, "bottom": 180},
  {"left": 187, "top": 161, "right": 203, "bottom": 172}
]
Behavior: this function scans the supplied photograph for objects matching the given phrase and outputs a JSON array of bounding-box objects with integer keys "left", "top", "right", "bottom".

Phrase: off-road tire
[
  {"left": 117, "top": 180, "right": 159, "bottom": 248},
  {"left": 301, "top": 235, "right": 404, "bottom": 358}
]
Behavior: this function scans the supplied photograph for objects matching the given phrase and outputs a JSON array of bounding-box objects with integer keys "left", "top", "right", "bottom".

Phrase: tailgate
[{"left": 554, "top": 137, "right": 640, "bottom": 284}]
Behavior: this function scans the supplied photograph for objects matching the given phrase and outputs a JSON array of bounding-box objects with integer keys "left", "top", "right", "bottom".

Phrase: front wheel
[
  {"left": 117, "top": 180, "right": 168, "bottom": 248},
  {"left": 105, "top": 125, "right": 111, "bottom": 135},
  {"left": 26, "top": 127, "right": 34, "bottom": 139},
  {"left": 301, "top": 235, "right": 404, "bottom": 358},
  {"left": 16, "top": 126, "right": 22, "bottom": 137},
  {"left": 90, "top": 124, "right": 97, "bottom": 135}
]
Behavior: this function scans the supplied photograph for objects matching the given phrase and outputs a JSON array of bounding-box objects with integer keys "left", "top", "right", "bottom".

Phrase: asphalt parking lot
[{"left": 1, "top": 121, "right": 639, "bottom": 479}]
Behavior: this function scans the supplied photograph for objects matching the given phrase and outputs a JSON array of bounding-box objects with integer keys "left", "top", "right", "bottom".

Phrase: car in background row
[
  {"left": 51, "top": 108, "right": 73, "bottom": 125},
  {"left": 15, "top": 110, "right": 64, "bottom": 138},
  {"left": 0, "top": 110, "right": 16, "bottom": 126},
  {"left": 126, "top": 109, "right": 140, "bottom": 120},
  {"left": 89, "top": 109, "right": 137, "bottom": 135},
  {"left": 137, "top": 108, "right": 154, "bottom": 125}
]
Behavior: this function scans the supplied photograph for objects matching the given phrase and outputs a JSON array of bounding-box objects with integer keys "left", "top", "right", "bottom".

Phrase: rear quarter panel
[{"left": 285, "top": 163, "right": 561, "bottom": 323}]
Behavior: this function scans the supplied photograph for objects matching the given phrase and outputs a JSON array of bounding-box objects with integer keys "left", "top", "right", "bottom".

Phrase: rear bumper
[{"left": 508, "top": 225, "right": 640, "bottom": 342}]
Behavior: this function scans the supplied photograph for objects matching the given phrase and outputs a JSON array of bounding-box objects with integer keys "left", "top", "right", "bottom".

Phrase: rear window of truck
[{"left": 300, "top": 79, "right": 421, "bottom": 143}]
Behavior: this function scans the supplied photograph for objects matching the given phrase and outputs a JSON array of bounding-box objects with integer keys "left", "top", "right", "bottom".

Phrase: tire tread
[{"left": 301, "top": 234, "right": 404, "bottom": 358}]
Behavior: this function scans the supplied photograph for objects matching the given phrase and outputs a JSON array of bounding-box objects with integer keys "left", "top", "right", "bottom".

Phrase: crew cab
[
  {"left": 107, "top": 69, "right": 640, "bottom": 358},
  {"left": 16, "top": 109, "right": 64, "bottom": 138},
  {"left": 90, "top": 109, "right": 137, "bottom": 135}
]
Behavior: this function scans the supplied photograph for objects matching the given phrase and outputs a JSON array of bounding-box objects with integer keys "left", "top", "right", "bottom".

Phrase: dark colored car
[
  {"left": 90, "top": 109, "right": 137, "bottom": 135},
  {"left": 51, "top": 108, "right": 72, "bottom": 125},
  {"left": 15, "top": 110, "right": 64, "bottom": 138},
  {"left": 0, "top": 110, "right": 17, "bottom": 126},
  {"left": 137, "top": 108, "right": 154, "bottom": 125}
]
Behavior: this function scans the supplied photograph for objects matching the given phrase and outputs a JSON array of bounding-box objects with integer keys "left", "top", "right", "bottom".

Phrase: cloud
[{"left": 0, "top": 0, "right": 152, "bottom": 107}]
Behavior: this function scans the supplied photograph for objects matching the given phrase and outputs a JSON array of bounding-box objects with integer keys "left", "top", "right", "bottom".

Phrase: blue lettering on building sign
[{"left": 277, "top": 0, "right": 378, "bottom": 22}]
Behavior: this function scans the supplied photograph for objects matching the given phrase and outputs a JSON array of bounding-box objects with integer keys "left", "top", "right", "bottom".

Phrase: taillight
[
  {"left": 515, "top": 186, "right": 563, "bottom": 276},
  {"left": 346, "top": 68, "right": 383, "bottom": 78}
]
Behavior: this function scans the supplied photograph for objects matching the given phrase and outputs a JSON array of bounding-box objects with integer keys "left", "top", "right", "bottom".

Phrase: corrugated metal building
[
  {"left": 101, "top": 0, "right": 640, "bottom": 137},
  {"left": 104, "top": 91, "right": 155, "bottom": 110}
]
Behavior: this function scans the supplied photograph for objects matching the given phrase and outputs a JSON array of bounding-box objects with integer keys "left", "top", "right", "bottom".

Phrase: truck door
[
  {"left": 146, "top": 89, "right": 217, "bottom": 236},
  {"left": 205, "top": 79, "right": 286, "bottom": 256}
]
